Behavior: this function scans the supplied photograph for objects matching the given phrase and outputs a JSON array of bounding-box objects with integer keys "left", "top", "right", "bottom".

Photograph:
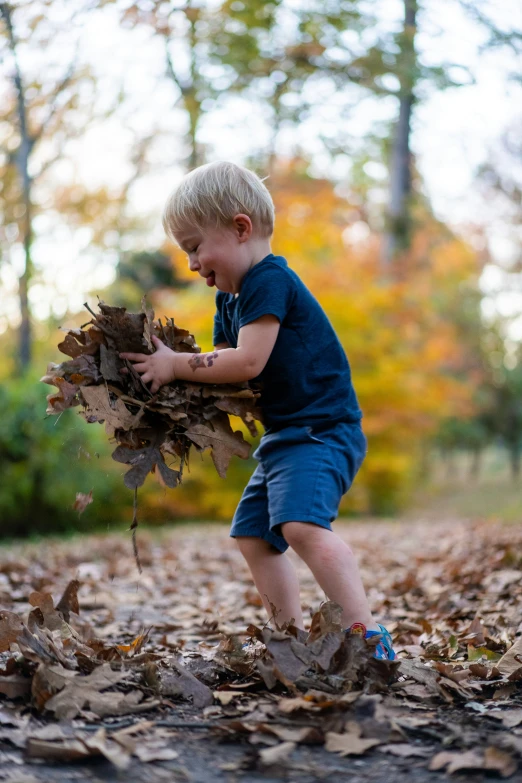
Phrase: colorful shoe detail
[{"left": 348, "top": 622, "right": 396, "bottom": 661}]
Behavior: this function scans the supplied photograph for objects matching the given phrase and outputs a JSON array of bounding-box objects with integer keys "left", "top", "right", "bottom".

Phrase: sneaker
[{"left": 347, "top": 622, "right": 396, "bottom": 661}]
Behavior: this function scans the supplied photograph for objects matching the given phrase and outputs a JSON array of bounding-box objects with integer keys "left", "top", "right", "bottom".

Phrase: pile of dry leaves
[
  {"left": 40, "top": 299, "right": 263, "bottom": 570},
  {"left": 0, "top": 518, "right": 520, "bottom": 777},
  {"left": 0, "top": 578, "right": 396, "bottom": 770},
  {"left": 41, "top": 299, "right": 261, "bottom": 489}
]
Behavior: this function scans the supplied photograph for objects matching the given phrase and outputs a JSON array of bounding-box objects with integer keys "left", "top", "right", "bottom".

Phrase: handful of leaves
[{"left": 41, "top": 300, "right": 262, "bottom": 566}]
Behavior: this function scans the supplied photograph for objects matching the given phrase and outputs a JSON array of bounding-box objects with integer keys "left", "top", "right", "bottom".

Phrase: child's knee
[
  {"left": 281, "top": 521, "right": 331, "bottom": 552},
  {"left": 235, "top": 536, "right": 278, "bottom": 560}
]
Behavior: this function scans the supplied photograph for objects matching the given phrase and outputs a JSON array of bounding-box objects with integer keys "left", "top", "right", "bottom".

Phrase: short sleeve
[
  {"left": 213, "top": 292, "right": 227, "bottom": 346},
  {"left": 238, "top": 263, "right": 295, "bottom": 329}
]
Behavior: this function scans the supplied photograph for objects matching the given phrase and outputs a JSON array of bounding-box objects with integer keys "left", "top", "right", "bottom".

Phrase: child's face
[{"left": 175, "top": 220, "right": 252, "bottom": 295}]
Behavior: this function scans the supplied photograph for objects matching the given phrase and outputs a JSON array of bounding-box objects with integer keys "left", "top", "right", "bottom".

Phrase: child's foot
[{"left": 347, "top": 622, "right": 396, "bottom": 660}]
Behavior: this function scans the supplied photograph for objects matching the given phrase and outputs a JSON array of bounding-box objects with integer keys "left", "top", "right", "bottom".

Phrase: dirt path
[{"left": 0, "top": 517, "right": 520, "bottom": 782}]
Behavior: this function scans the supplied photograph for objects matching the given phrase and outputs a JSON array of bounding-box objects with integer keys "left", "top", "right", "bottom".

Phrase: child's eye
[{"left": 190, "top": 246, "right": 199, "bottom": 253}]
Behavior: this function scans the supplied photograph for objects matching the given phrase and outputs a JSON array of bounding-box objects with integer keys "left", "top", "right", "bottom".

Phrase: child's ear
[{"left": 233, "top": 214, "right": 253, "bottom": 242}]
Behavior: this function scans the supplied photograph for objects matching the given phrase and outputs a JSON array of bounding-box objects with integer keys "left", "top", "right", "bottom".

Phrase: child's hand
[{"left": 120, "top": 335, "right": 177, "bottom": 394}]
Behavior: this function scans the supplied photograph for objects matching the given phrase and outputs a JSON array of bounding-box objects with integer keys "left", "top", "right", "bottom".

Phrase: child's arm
[{"left": 120, "top": 315, "right": 280, "bottom": 393}]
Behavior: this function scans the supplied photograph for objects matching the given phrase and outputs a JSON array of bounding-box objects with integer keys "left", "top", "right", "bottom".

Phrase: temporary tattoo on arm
[{"left": 188, "top": 351, "right": 219, "bottom": 372}]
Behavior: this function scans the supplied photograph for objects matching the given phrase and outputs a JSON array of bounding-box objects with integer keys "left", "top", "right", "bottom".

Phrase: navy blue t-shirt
[{"left": 213, "top": 254, "right": 362, "bottom": 431}]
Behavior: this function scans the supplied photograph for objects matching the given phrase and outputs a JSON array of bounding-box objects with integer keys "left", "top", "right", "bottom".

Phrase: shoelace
[{"left": 348, "top": 622, "right": 396, "bottom": 660}]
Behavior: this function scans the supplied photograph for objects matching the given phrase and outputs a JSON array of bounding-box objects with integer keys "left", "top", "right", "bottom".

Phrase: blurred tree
[
  {"left": 381, "top": 0, "right": 417, "bottom": 264},
  {"left": 340, "top": 0, "right": 470, "bottom": 265},
  {"left": 436, "top": 107, "right": 522, "bottom": 479},
  {"left": 0, "top": 0, "right": 148, "bottom": 371},
  {"left": 479, "top": 322, "right": 522, "bottom": 479},
  {"left": 117, "top": 0, "right": 282, "bottom": 168},
  {"left": 110, "top": 0, "right": 472, "bottom": 274},
  {"left": 435, "top": 417, "right": 490, "bottom": 480},
  {"left": 458, "top": 1, "right": 522, "bottom": 76},
  {"left": 214, "top": 0, "right": 468, "bottom": 265},
  {"left": 434, "top": 307, "right": 522, "bottom": 481},
  {"left": 106, "top": 247, "right": 191, "bottom": 310},
  {"left": 218, "top": 0, "right": 368, "bottom": 166}
]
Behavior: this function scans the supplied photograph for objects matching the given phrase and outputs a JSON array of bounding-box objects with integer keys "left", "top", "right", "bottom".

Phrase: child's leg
[
  {"left": 235, "top": 536, "right": 304, "bottom": 628},
  {"left": 281, "top": 522, "right": 380, "bottom": 631}
]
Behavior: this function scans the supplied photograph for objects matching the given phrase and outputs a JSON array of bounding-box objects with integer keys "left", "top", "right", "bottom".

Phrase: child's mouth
[{"left": 206, "top": 271, "right": 216, "bottom": 287}]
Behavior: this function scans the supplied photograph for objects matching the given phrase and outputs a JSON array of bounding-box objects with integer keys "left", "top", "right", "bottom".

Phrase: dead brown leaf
[
  {"left": 325, "top": 722, "right": 381, "bottom": 756},
  {"left": 484, "top": 746, "right": 518, "bottom": 778},
  {"left": 429, "top": 749, "right": 485, "bottom": 774},
  {"left": 497, "top": 637, "right": 522, "bottom": 677},
  {"left": 489, "top": 708, "right": 522, "bottom": 729},
  {"left": 55, "top": 579, "right": 81, "bottom": 622},
  {"left": 73, "top": 492, "right": 93, "bottom": 516},
  {"left": 185, "top": 415, "right": 250, "bottom": 479},
  {"left": 134, "top": 743, "right": 179, "bottom": 762},
  {"left": 258, "top": 741, "right": 297, "bottom": 766},
  {"left": 378, "top": 743, "right": 432, "bottom": 757},
  {"left": 41, "top": 664, "right": 131, "bottom": 719},
  {"left": 0, "top": 675, "right": 31, "bottom": 700},
  {"left": 0, "top": 611, "right": 23, "bottom": 652},
  {"left": 157, "top": 659, "right": 213, "bottom": 708}
]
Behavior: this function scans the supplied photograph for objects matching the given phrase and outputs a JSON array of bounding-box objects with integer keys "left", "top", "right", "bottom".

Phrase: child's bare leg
[
  {"left": 281, "top": 522, "right": 380, "bottom": 631},
  {"left": 235, "top": 536, "right": 304, "bottom": 628}
]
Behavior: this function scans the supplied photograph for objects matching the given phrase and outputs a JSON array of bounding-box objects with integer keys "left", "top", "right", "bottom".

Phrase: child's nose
[{"left": 188, "top": 257, "right": 200, "bottom": 272}]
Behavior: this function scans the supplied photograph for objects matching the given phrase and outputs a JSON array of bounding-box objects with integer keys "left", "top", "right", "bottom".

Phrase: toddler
[{"left": 120, "top": 161, "right": 395, "bottom": 660}]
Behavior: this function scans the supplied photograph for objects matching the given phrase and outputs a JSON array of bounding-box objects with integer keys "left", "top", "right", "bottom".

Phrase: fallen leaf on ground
[
  {"left": 158, "top": 659, "right": 213, "bottom": 708},
  {"left": 134, "top": 743, "right": 179, "bottom": 762},
  {"left": 325, "top": 722, "right": 382, "bottom": 756},
  {"left": 497, "top": 637, "right": 522, "bottom": 677},
  {"left": 484, "top": 746, "right": 518, "bottom": 778},
  {"left": 213, "top": 691, "right": 245, "bottom": 705},
  {"left": 0, "top": 675, "right": 31, "bottom": 700},
  {"left": 378, "top": 743, "right": 432, "bottom": 757},
  {"left": 0, "top": 611, "right": 24, "bottom": 652},
  {"left": 0, "top": 517, "right": 521, "bottom": 777},
  {"left": 42, "top": 664, "right": 132, "bottom": 719},
  {"left": 258, "top": 741, "right": 297, "bottom": 766},
  {"left": 429, "top": 749, "right": 485, "bottom": 774}
]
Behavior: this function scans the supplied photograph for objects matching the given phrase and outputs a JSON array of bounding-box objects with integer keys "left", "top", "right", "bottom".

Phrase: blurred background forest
[{"left": 0, "top": 0, "right": 521, "bottom": 537}]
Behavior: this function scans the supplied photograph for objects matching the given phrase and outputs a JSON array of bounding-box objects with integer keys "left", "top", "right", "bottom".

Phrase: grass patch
[{"left": 409, "top": 448, "right": 520, "bottom": 523}]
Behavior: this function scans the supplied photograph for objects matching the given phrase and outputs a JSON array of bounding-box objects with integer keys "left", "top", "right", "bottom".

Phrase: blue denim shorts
[{"left": 230, "top": 420, "right": 367, "bottom": 553}]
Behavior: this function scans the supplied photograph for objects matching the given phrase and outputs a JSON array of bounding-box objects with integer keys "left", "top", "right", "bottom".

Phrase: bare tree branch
[{"left": 33, "top": 53, "right": 79, "bottom": 143}]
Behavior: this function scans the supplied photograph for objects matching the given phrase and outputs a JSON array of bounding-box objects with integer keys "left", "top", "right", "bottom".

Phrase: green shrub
[{"left": 0, "top": 375, "right": 132, "bottom": 538}]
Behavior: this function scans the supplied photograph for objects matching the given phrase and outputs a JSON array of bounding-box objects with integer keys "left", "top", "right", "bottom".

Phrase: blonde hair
[{"left": 162, "top": 161, "right": 275, "bottom": 240}]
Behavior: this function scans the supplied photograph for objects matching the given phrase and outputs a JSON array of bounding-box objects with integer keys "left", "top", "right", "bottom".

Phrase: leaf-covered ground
[{"left": 0, "top": 517, "right": 521, "bottom": 783}]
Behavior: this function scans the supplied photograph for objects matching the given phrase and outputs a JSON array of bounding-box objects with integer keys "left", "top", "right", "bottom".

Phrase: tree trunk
[
  {"left": 382, "top": 0, "right": 417, "bottom": 267},
  {"left": 165, "top": 14, "right": 204, "bottom": 170},
  {"left": 187, "top": 17, "right": 200, "bottom": 169},
  {"left": 19, "top": 149, "right": 33, "bottom": 370},
  {"left": 1, "top": 2, "right": 34, "bottom": 371},
  {"left": 508, "top": 443, "right": 520, "bottom": 480},
  {"left": 469, "top": 447, "right": 482, "bottom": 480},
  {"left": 443, "top": 448, "right": 457, "bottom": 482}
]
